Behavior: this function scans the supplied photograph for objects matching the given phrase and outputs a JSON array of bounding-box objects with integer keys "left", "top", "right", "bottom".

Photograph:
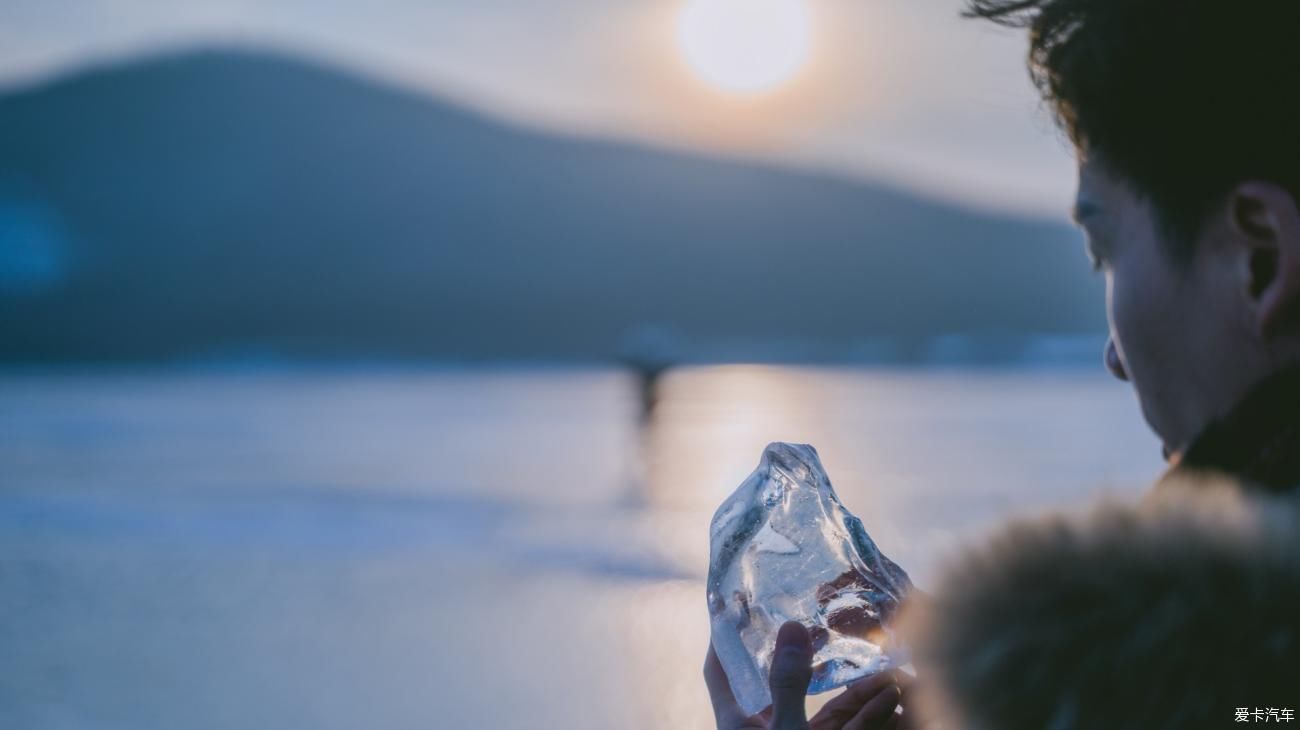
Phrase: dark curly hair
[{"left": 965, "top": 0, "right": 1300, "bottom": 259}]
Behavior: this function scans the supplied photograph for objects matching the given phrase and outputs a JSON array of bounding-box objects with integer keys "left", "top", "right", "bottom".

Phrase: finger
[
  {"left": 704, "top": 643, "right": 748, "bottom": 727},
  {"left": 892, "top": 668, "right": 916, "bottom": 695},
  {"left": 893, "top": 707, "right": 920, "bottom": 730},
  {"left": 842, "top": 683, "right": 901, "bottom": 730},
  {"left": 892, "top": 668, "right": 917, "bottom": 712},
  {"left": 814, "top": 670, "right": 899, "bottom": 720},
  {"left": 768, "top": 621, "right": 813, "bottom": 730}
]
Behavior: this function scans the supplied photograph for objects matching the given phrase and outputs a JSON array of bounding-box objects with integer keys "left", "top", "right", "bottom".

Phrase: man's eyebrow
[{"left": 1071, "top": 200, "right": 1101, "bottom": 224}]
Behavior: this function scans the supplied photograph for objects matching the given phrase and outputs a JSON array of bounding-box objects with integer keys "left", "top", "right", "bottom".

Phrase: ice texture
[{"left": 707, "top": 442, "right": 912, "bottom": 716}]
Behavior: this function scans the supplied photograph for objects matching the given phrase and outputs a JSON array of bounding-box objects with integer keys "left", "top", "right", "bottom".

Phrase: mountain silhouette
[{"left": 0, "top": 48, "right": 1102, "bottom": 364}]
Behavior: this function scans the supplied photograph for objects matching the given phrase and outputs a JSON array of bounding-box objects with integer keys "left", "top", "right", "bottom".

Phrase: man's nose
[{"left": 1104, "top": 337, "right": 1129, "bottom": 381}]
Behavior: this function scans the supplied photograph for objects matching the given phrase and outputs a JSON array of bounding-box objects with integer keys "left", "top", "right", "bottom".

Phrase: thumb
[{"left": 768, "top": 621, "right": 813, "bottom": 729}]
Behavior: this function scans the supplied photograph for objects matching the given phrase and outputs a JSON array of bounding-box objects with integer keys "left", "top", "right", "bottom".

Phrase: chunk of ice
[{"left": 707, "top": 442, "right": 912, "bottom": 716}]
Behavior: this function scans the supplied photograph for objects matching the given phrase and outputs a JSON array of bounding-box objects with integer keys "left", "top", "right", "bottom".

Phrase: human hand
[{"left": 704, "top": 621, "right": 905, "bottom": 730}]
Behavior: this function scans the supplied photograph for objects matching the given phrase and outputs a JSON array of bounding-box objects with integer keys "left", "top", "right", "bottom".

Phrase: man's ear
[{"left": 1230, "top": 181, "right": 1300, "bottom": 339}]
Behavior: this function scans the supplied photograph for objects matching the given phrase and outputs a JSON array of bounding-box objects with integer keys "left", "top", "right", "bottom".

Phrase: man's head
[{"left": 967, "top": 0, "right": 1300, "bottom": 457}]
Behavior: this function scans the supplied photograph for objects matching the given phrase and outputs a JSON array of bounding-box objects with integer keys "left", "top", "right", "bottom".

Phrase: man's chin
[{"left": 1139, "top": 405, "right": 1182, "bottom": 464}]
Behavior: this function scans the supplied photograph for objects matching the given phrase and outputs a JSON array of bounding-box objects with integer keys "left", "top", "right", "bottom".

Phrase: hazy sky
[{"left": 0, "top": 0, "right": 1079, "bottom": 218}]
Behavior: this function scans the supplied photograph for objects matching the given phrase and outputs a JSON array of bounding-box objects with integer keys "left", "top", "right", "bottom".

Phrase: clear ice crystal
[{"left": 707, "top": 442, "right": 912, "bottom": 716}]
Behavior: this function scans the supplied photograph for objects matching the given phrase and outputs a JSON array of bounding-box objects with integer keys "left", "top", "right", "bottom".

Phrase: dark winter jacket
[{"left": 900, "top": 367, "right": 1300, "bottom": 729}]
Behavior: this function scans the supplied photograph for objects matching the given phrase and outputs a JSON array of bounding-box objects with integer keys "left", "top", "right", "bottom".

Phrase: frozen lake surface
[{"left": 0, "top": 365, "right": 1164, "bottom": 729}]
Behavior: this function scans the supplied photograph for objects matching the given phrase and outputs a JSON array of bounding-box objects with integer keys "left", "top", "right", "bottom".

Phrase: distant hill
[{"left": 0, "top": 48, "right": 1103, "bottom": 364}]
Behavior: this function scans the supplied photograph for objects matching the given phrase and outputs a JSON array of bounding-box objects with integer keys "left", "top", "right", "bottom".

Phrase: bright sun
[{"left": 675, "top": 0, "right": 811, "bottom": 95}]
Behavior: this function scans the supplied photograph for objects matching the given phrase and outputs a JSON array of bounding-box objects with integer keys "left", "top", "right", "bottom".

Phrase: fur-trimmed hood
[
  {"left": 899, "top": 470, "right": 1300, "bottom": 729},
  {"left": 898, "top": 366, "right": 1300, "bottom": 729}
]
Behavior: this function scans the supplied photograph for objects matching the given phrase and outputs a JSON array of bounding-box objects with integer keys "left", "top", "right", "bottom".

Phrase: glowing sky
[{"left": 0, "top": 0, "right": 1077, "bottom": 218}]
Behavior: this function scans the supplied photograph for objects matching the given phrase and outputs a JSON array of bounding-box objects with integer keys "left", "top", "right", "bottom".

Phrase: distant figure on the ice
[{"left": 617, "top": 323, "right": 683, "bottom": 426}]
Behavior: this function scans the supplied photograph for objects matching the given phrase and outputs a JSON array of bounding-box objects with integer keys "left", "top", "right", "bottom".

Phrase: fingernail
[{"left": 776, "top": 621, "right": 811, "bottom": 653}]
